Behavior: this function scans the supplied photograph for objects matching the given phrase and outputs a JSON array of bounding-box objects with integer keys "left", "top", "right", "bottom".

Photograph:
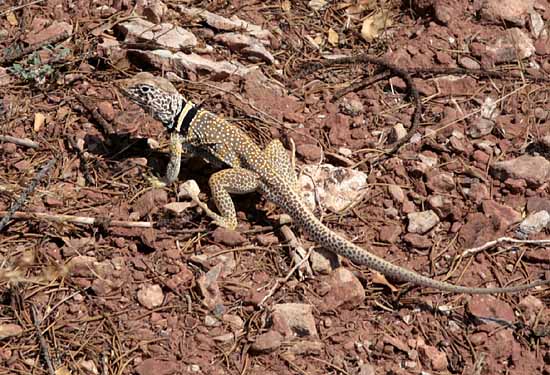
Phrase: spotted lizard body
[{"left": 119, "top": 72, "right": 549, "bottom": 294}]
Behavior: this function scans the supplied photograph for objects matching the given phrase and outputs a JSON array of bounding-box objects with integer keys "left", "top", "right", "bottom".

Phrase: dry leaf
[
  {"left": 281, "top": 0, "right": 291, "bottom": 12},
  {"left": 327, "top": 28, "right": 339, "bottom": 46},
  {"left": 34, "top": 113, "right": 46, "bottom": 132},
  {"left": 55, "top": 366, "right": 71, "bottom": 375},
  {"left": 6, "top": 12, "right": 17, "bottom": 26},
  {"left": 308, "top": 0, "right": 326, "bottom": 11},
  {"left": 371, "top": 272, "right": 399, "bottom": 292},
  {"left": 361, "top": 10, "right": 392, "bottom": 42}
]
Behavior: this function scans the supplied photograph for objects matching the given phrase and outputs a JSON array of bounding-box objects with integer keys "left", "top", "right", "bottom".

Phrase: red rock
[
  {"left": 296, "top": 143, "right": 322, "bottom": 161},
  {"left": 328, "top": 114, "right": 352, "bottom": 146},
  {"left": 211, "top": 227, "right": 246, "bottom": 246},
  {"left": 491, "top": 155, "right": 550, "bottom": 187},
  {"left": 467, "top": 295, "right": 515, "bottom": 324},
  {"left": 43, "top": 195, "right": 64, "bottom": 208},
  {"left": 135, "top": 359, "right": 179, "bottom": 375},
  {"left": 426, "top": 172, "right": 455, "bottom": 192},
  {"left": 467, "top": 183, "right": 490, "bottom": 205},
  {"left": 482, "top": 200, "right": 522, "bottom": 231},
  {"left": 379, "top": 224, "right": 402, "bottom": 243},
  {"left": 321, "top": 268, "right": 365, "bottom": 310},
  {"left": 480, "top": 0, "right": 533, "bottom": 26},
  {"left": 165, "top": 268, "right": 194, "bottom": 291},
  {"left": 472, "top": 150, "right": 490, "bottom": 164},
  {"left": 24, "top": 20, "right": 72, "bottom": 45},
  {"left": 250, "top": 330, "right": 283, "bottom": 353},
  {"left": 272, "top": 303, "right": 318, "bottom": 337},
  {"left": 469, "top": 332, "right": 487, "bottom": 346},
  {"left": 419, "top": 344, "right": 448, "bottom": 371},
  {"left": 97, "top": 101, "right": 115, "bottom": 121},
  {"left": 132, "top": 189, "right": 168, "bottom": 217},
  {"left": 403, "top": 233, "right": 432, "bottom": 249}
]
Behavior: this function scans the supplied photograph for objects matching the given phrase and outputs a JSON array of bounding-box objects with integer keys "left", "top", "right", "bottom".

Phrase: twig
[
  {"left": 0, "top": 135, "right": 39, "bottom": 148},
  {"left": 461, "top": 237, "right": 550, "bottom": 257},
  {"left": 300, "top": 53, "right": 421, "bottom": 157},
  {"left": 258, "top": 246, "right": 314, "bottom": 307},
  {"left": 30, "top": 304, "right": 56, "bottom": 375},
  {"left": 333, "top": 71, "right": 392, "bottom": 101},
  {"left": 408, "top": 66, "right": 550, "bottom": 82},
  {"left": 0, "top": 211, "right": 153, "bottom": 228},
  {"left": 75, "top": 94, "right": 115, "bottom": 135},
  {"left": 0, "top": 31, "right": 70, "bottom": 66},
  {"left": 66, "top": 136, "right": 95, "bottom": 185},
  {"left": 0, "top": 0, "right": 47, "bottom": 16},
  {"left": 0, "top": 157, "right": 57, "bottom": 232},
  {"left": 280, "top": 224, "right": 313, "bottom": 279}
]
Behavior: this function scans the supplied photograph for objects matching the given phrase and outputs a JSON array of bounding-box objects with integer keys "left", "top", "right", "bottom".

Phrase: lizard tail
[{"left": 268, "top": 176, "right": 549, "bottom": 294}]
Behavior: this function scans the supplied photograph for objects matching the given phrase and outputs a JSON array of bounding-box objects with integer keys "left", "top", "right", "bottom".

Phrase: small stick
[
  {"left": 0, "top": 211, "right": 153, "bottom": 228},
  {"left": 259, "top": 246, "right": 314, "bottom": 307},
  {"left": 31, "top": 304, "right": 56, "bottom": 375},
  {"left": 0, "top": 157, "right": 56, "bottom": 232},
  {"left": 0, "top": 31, "right": 70, "bottom": 65},
  {"left": 66, "top": 136, "right": 95, "bottom": 185},
  {"left": 280, "top": 224, "right": 313, "bottom": 278},
  {"left": 461, "top": 237, "right": 550, "bottom": 257},
  {"left": 0, "top": 135, "right": 39, "bottom": 148},
  {"left": 300, "top": 53, "right": 421, "bottom": 157}
]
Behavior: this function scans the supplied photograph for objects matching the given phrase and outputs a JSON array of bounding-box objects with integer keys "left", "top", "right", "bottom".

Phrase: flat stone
[
  {"left": 491, "top": 155, "right": 550, "bottom": 187},
  {"left": 24, "top": 20, "right": 72, "bottom": 45},
  {"left": 118, "top": 18, "right": 196, "bottom": 49},
  {"left": 379, "top": 224, "right": 402, "bottom": 243},
  {"left": 482, "top": 200, "right": 522, "bottom": 232},
  {"left": 480, "top": 0, "right": 533, "bottom": 26},
  {"left": 467, "top": 295, "right": 515, "bottom": 325},
  {"left": 250, "top": 330, "right": 283, "bottom": 353},
  {"left": 133, "top": 50, "right": 256, "bottom": 80},
  {"left": 403, "top": 233, "right": 432, "bottom": 249},
  {"left": 322, "top": 268, "right": 365, "bottom": 310},
  {"left": 214, "top": 32, "right": 274, "bottom": 64},
  {"left": 271, "top": 303, "right": 318, "bottom": 338}
]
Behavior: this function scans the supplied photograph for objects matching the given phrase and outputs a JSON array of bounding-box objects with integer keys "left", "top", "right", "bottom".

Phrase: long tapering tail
[{"left": 266, "top": 174, "right": 549, "bottom": 294}]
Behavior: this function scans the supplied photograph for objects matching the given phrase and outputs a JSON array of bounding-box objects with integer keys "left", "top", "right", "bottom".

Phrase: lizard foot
[{"left": 145, "top": 174, "right": 169, "bottom": 189}]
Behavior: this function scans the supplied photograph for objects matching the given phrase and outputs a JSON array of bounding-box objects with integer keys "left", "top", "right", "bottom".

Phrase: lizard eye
[{"left": 138, "top": 85, "right": 151, "bottom": 94}]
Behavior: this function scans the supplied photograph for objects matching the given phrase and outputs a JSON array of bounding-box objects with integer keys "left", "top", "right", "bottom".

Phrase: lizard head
[{"left": 118, "top": 72, "right": 184, "bottom": 129}]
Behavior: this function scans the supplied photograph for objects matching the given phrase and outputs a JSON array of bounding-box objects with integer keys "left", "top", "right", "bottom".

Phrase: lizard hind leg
[
  {"left": 193, "top": 167, "right": 261, "bottom": 230},
  {"left": 264, "top": 139, "right": 299, "bottom": 194}
]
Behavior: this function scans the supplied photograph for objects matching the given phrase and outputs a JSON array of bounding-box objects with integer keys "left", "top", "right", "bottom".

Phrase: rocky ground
[{"left": 0, "top": 0, "right": 549, "bottom": 374}]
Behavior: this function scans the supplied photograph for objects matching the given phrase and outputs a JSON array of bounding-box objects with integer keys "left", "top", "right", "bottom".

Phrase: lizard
[{"left": 118, "top": 71, "right": 550, "bottom": 294}]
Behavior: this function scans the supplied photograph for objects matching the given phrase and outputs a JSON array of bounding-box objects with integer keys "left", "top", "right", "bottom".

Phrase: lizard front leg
[
  {"left": 188, "top": 167, "right": 261, "bottom": 230},
  {"left": 148, "top": 132, "right": 186, "bottom": 188}
]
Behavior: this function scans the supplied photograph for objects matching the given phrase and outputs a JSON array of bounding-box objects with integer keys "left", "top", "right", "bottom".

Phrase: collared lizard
[{"left": 118, "top": 72, "right": 549, "bottom": 294}]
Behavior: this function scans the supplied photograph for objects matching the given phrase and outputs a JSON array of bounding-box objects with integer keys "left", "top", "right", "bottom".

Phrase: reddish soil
[{"left": 0, "top": 0, "right": 549, "bottom": 374}]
